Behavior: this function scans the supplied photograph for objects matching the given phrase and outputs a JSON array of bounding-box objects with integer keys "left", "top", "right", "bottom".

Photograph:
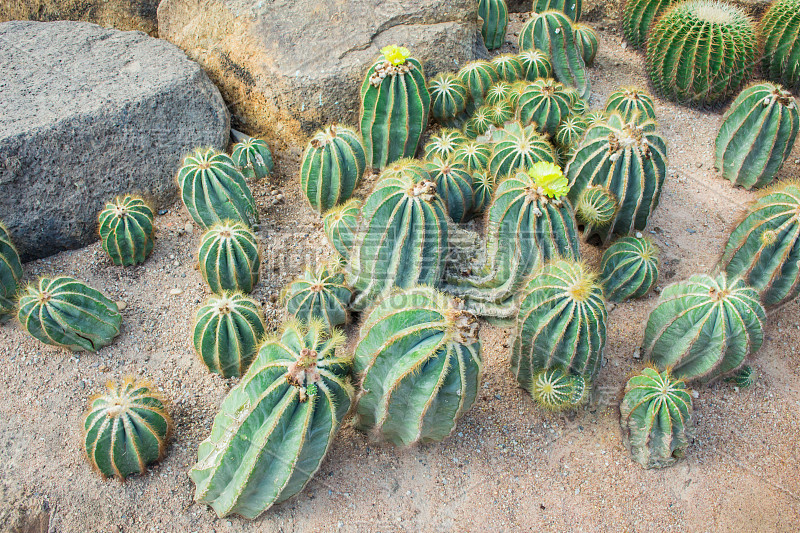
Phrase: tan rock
[{"left": 0, "top": 0, "right": 159, "bottom": 36}]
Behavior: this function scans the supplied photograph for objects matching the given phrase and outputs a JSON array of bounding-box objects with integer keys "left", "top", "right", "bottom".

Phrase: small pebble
[
  {"left": 115, "top": 300, "right": 127, "bottom": 311},
  {"left": 184, "top": 222, "right": 194, "bottom": 234},
  {"left": 158, "top": 209, "right": 168, "bottom": 215},
  {"left": 169, "top": 288, "right": 183, "bottom": 296}
]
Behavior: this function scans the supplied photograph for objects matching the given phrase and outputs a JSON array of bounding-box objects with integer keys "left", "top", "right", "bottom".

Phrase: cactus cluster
[
  {"left": 759, "top": 0, "right": 800, "bottom": 92},
  {"left": 98, "top": 195, "right": 155, "bottom": 266},
  {"left": 300, "top": 125, "right": 366, "bottom": 213},
  {"left": 0, "top": 223, "right": 22, "bottom": 320}
]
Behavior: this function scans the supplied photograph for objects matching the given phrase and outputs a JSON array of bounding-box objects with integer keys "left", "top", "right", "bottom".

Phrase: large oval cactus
[
  {"left": 620, "top": 368, "right": 693, "bottom": 469},
  {"left": 360, "top": 46, "right": 430, "bottom": 170},
  {"left": 231, "top": 137, "right": 273, "bottom": 181},
  {"left": 83, "top": 378, "right": 172, "bottom": 480},
  {"left": 323, "top": 198, "right": 361, "bottom": 262},
  {"left": 300, "top": 125, "right": 366, "bottom": 213},
  {"left": 759, "top": 0, "right": 800, "bottom": 92},
  {"left": 715, "top": 82, "right": 799, "bottom": 190},
  {"left": 600, "top": 235, "right": 660, "bottom": 303},
  {"left": 489, "top": 121, "right": 557, "bottom": 179},
  {"left": 643, "top": 273, "right": 766, "bottom": 382},
  {"left": 98, "top": 195, "right": 155, "bottom": 266},
  {"left": 177, "top": 148, "right": 259, "bottom": 229},
  {"left": 479, "top": 0, "right": 509, "bottom": 50},
  {"left": 18, "top": 276, "right": 121, "bottom": 352},
  {"left": 622, "top": 0, "right": 678, "bottom": 49},
  {"left": 191, "top": 320, "right": 353, "bottom": 519},
  {"left": 198, "top": 222, "right": 261, "bottom": 294},
  {"left": 354, "top": 287, "right": 481, "bottom": 446},
  {"left": 0, "top": 222, "right": 22, "bottom": 320},
  {"left": 283, "top": 263, "right": 351, "bottom": 330}
]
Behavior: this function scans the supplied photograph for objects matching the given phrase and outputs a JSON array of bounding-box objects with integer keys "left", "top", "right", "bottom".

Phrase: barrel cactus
[
  {"left": 424, "top": 128, "right": 468, "bottom": 161},
  {"left": 18, "top": 276, "right": 121, "bottom": 352},
  {"left": 604, "top": 87, "right": 657, "bottom": 123},
  {"left": 178, "top": 148, "right": 259, "bottom": 229},
  {"left": 491, "top": 54, "right": 525, "bottom": 83},
  {"left": 518, "top": 78, "right": 573, "bottom": 136},
  {"left": 717, "top": 181, "right": 800, "bottom": 307},
  {"left": 428, "top": 73, "right": 469, "bottom": 126},
  {"left": 464, "top": 106, "right": 494, "bottom": 139},
  {"left": 191, "top": 320, "right": 353, "bottom": 519},
  {"left": 354, "top": 287, "right": 481, "bottom": 446},
  {"left": 479, "top": 0, "right": 508, "bottom": 50},
  {"left": 555, "top": 114, "right": 589, "bottom": 162},
  {"left": 458, "top": 60, "right": 500, "bottom": 113},
  {"left": 530, "top": 367, "right": 589, "bottom": 410},
  {"left": 518, "top": 49, "right": 553, "bottom": 82},
  {"left": 426, "top": 156, "right": 475, "bottom": 223},
  {"left": 489, "top": 121, "right": 557, "bottom": 179},
  {"left": 231, "top": 137, "right": 273, "bottom": 181},
  {"left": 360, "top": 45, "right": 430, "bottom": 170},
  {"left": 726, "top": 365, "right": 757, "bottom": 389},
  {"left": 323, "top": 198, "right": 361, "bottom": 261},
  {"left": 573, "top": 23, "right": 598, "bottom": 67},
  {"left": 620, "top": 368, "right": 693, "bottom": 469},
  {"left": 485, "top": 82, "right": 513, "bottom": 107},
  {"left": 0, "top": 222, "right": 22, "bottom": 321},
  {"left": 486, "top": 100, "right": 514, "bottom": 127},
  {"left": 566, "top": 113, "right": 668, "bottom": 243},
  {"left": 715, "top": 82, "right": 799, "bottom": 189},
  {"left": 645, "top": 1, "right": 757, "bottom": 106},
  {"left": 600, "top": 235, "right": 659, "bottom": 302},
  {"left": 83, "top": 378, "right": 171, "bottom": 480},
  {"left": 198, "top": 222, "right": 260, "bottom": 294},
  {"left": 283, "top": 263, "right": 351, "bottom": 330},
  {"left": 471, "top": 170, "right": 496, "bottom": 215},
  {"left": 643, "top": 273, "right": 766, "bottom": 382},
  {"left": 622, "top": 0, "right": 677, "bottom": 49},
  {"left": 98, "top": 195, "right": 155, "bottom": 266},
  {"left": 454, "top": 140, "right": 493, "bottom": 173},
  {"left": 534, "top": 0, "right": 582, "bottom": 21},
  {"left": 193, "top": 292, "right": 266, "bottom": 378},
  {"left": 300, "top": 125, "right": 366, "bottom": 214},
  {"left": 759, "top": 0, "right": 800, "bottom": 92}
]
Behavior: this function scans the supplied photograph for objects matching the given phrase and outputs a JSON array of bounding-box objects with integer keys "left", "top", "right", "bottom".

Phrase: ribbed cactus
[
  {"left": 489, "top": 121, "right": 557, "bottom": 178},
  {"left": 424, "top": 128, "right": 468, "bottom": 161},
  {"left": 600, "top": 235, "right": 659, "bottom": 302},
  {"left": 471, "top": 170, "right": 496, "bottom": 215},
  {"left": 360, "top": 45, "right": 430, "bottom": 170},
  {"left": 646, "top": 1, "right": 756, "bottom": 105},
  {"left": 464, "top": 106, "right": 495, "bottom": 139},
  {"left": 715, "top": 82, "right": 799, "bottom": 189},
  {"left": 231, "top": 137, "right": 273, "bottom": 181},
  {"left": 604, "top": 87, "right": 657, "bottom": 123},
  {"left": 511, "top": 259, "right": 607, "bottom": 396},
  {"left": 193, "top": 292, "right": 265, "bottom": 377},
  {"left": 518, "top": 78, "right": 573, "bottom": 136},
  {"left": 533, "top": 0, "right": 582, "bottom": 21},
  {"left": 479, "top": 0, "right": 509, "bottom": 50},
  {"left": 428, "top": 73, "right": 469, "bottom": 126},
  {"left": 486, "top": 100, "right": 514, "bottom": 126},
  {"left": 198, "top": 222, "right": 260, "bottom": 294},
  {"left": 555, "top": 114, "right": 588, "bottom": 163},
  {"left": 18, "top": 276, "right": 121, "bottom": 352},
  {"left": 575, "top": 185, "right": 618, "bottom": 230},
  {"left": 620, "top": 368, "right": 693, "bottom": 469},
  {"left": 458, "top": 60, "right": 500, "bottom": 114},
  {"left": 347, "top": 161, "right": 449, "bottom": 311},
  {"left": 622, "top": 0, "right": 677, "bottom": 49},
  {"left": 98, "top": 195, "right": 155, "bottom": 266},
  {"left": 354, "top": 287, "right": 481, "bottom": 446},
  {"left": 584, "top": 110, "right": 608, "bottom": 126},
  {"left": 573, "top": 23, "right": 598, "bottom": 66},
  {"left": 565, "top": 88, "right": 588, "bottom": 115},
  {"left": 726, "top": 365, "right": 757, "bottom": 388},
  {"left": 531, "top": 368, "right": 589, "bottom": 410},
  {"left": 178, "top": 148, "right": 259, "bottom": 229},
  {"left": 284, "top": 263, "right": 351, "bottom": 330},
  {"left": 191, "top": 320, "right": 353, "bottom": 519},
  {"left": 759, "top": 0, "right": 800, "bottom": 92},
  {"left": 454, "top": 140, "right": 493, "bottom": 173},
  {"left": 643, "top": 273, "right": 766, "bottom": 382},
  {"left": 566, "top": 113, "right": 668, "bottom": 243},
  {"left": 0, "top": 222, "right": 22, "bottom": 321},
  {"left": 323, "top": 198, "right": 361, "bottom": 261},
  {"left": 519, "top": 11, "right": 590, "bottom": 100},
  {"left": 426, "top": 156, "right": 475, "bottom": 223},
  {"left": 491, "top": 54, "right": 526, "bottom": 83},
  {"left": 518, "top": 49, "right": 553, "bottom": 82},
  {"left": 300, "top": 125, "right": 366, "bottom": 214},
  {"left": 718, "top": 182, "right": 800, "bottom": 306},
  {"left": 485, "top": 82, "right": 513, "bottom": 107},
  {"left": 83, "top": 378, "right": 172, "bottom": 480}
]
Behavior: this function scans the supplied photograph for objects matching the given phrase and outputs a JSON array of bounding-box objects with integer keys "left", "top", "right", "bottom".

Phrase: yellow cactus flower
[
  {"left": 381, "top": 45, "right": 411, "bottom": 66},
  {"left": 528, "top": 161, "right": 569, "bottom": 198}
]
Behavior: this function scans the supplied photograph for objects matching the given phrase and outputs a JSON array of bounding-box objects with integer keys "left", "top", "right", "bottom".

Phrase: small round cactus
[
  {"left": 622, "top": 0, "right": 678, "bottom": 49},
  {"left": 231, "top": 137, "right": 273, "bottom": 181},
  {"left": 193, "top": 292, "right": 265, "bottom": 377},
  {"left": 531, "top": 368, "right": 589, "bottom": 410},
  {"left": 198, "top": 222, "right": 260, "bottom": 294},
  {"left": 573, "top": 23, "right": 598, "bottom": 66},
  {"left": 323, "top": 198, "right": 361, "bottom": 261},
  {"left": 426, "top": 156, "right": 475, "bottom": 223},
  {"left": 600, "top": 235, "right": 659, "bottom": 302},
  {"left": 428, "top": 73, "right": 469, "bottom": 125},
  {"left": 457, "top": 60, "right": 500, "bottom": 113},
  {"left": 485, "top": 82, "right": 514, "bottom": 107},
  {"left": 453, "top": 140, "right": 493, "bottom": 173},
  {"left": 18, "top": 276, "right": 121, "bottom": 352},
  {"left": 726, "top": 365, "right": 757, "bottom": 389},
  {"left": 555, "top": 114, "right": 589, "bottom": 162},
  {"left": 584, "top": 110, "right": 608, "bottom": 126},
  {"left": 0, "top": 222, "right": 22, "bottom": 321},
  {"left": 489, "top": 121, "right": 557, "bottom": 178},
  {"left": 486, "top": 100, "right": 514, "bottom": 127},
  {"left": 464, "top": 106, "right": 495, "bottom": 139},
  {"left": 283, "top": 263, "right": 352, "bottom": 330},
  {"left": 759, "top": 0, "right": 800, "bottom": 92},
  {"left": 300, "top": 125, "right": 366, "bottom": 214},
  {"left": 518, "top": 49, "right": 553, "bottom": 82},
  {"left": 604, "top": 87, "right": 657, "bottom": 124},
  {"left": 424, "top": 128, "right": 468, "bottom": 161},
  {"left": 575, "top": 185, "right": 618, "bottom": 229},
  {"left": 98, "top": 195, "right": 155, "bottom": 266},
  {"left": 471, "top": 170, "right": 496, "bottom": 215},
  {"left": 518, "top": 78, "right": 573, "bottom": 136},
  {"left": 491, "top": 54, "right": 525, "bottom": 83},
  {"left": 478, "top": 0, "right": 509, "bottom": 50},
  {"left": 83, "top": 378, "right": 172, "bottom": 480}
]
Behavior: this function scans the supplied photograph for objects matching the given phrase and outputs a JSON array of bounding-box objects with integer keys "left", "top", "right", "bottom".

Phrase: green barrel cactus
[
  {"left": 534, "top": 0, "right": 582, "bottom": 21},
  {"left": 458, "top": 60, "right": 500, "bottom": 113},
  {"left": 759, "top": 0, "right": 800, "bottom": 92},
  {"left": 600, "top": 235, "right": 659, "bottom": 302},
  {"left": 518, "top": 49, "right": 553, "bottom": 82},
  {"left": 178, "top": 148, "right": 259, "bottom": 229},
  {"left": 511, "top": 259, "right": 607, "bottom": 393},
  {"left": 360, "top": 45, "right": 430, "bottom": 170},
  {"left": 354, "top": 287, "right": 482, "bottom": 446},
  {"left": 555, "top": 114, "right": 588, "bottom": 159},
  {"left": 454, "top": 140, "right": 493, "bottom": 173},
  {"left": 300, "top": 125, "right": 366, "bottom": 214},
  {"left": 198, "top": 222, "right": 260, "bottom": 294},
  {"left": 485, "top": 82, "right": 513, "bottom": 107},
  {"left": 486, "top": 100, "right": 514, "bottom": 126},
  {"left": 643, "top": 273, "right": 766, "bottom": 382},
  {"left": 464, "top": 106, "right": 495, "bottom": 139},
  {"left": 519, "top": 10, "right": 590, "bottom": 100},
  {"left": 83, "top": 378, "right": 172, "bottom": 480},
  {"left": 0, "top": 222, "right": 22, "bottom": 321},
  {"left": 622, "top": 0, "right": 677, "bottom": 49},
  {"left": 604, "top": 87, "right": 657, "bottom": 123},
  {"left": 347, "top": 161, "right": 449, "bottom": 311},
  {"left": 717, "top": 182, "right": 800, "bottom": 306},
  {"left": 428, "top": 73, "right": 469, "bottom": 126},
  {"left": 97, "top": 195, "right": 155, "bottom": 266},
  {"left": 193, "top": 292, "right": 266, "bottom": 378},
  {"left": 575, "top": 185, "right": 618, "bottom": 228},
  {"left": 584, "top": 110, "right": 608, "bottom": 126},
  {"left": 645, "top": 1, "right": 756, "bottom": 106},
  {"left": 283, "top": 263, "right": 351, "bottom": 330},
  {"left": 620, "top": 368, "right": 693, "bottom": 469},
  {"left": 191, "top": 320, "right": 353, "bottom": 519},
  {"left": 565, "top": 88, "right": 588, "bottom": 115},
  {"left": 18, "top": 276, "right": 121, "bottom": 352},
  {"left": 531, "top": 367, "right": 589, "bottom": 410},
  {"left": 518, "top": 78, "right": 573, "bottom": 136},
  {"left": 479, "top": 0, "right": 509, "bottom": 50},
  {"left": 573, "top": 23, "right": 598, "bottom": 67},
  {"left": 426, "top": 156, "right": 475, "bottom": 223},
  {"left": 491, "top": 54, "right": 525, "bottom": 83},
  {"left": 471, "top": 170, "right": 496, "bottom": 215},
  {"left": 231, "top": 137, "right": 273, "bottom": 181},
  {"left": 726, "top": 365, "right": 757, "bottom": 389},
  {"left": 715, "top": 82, "right": 799, "bottom": 190},
  {"left": 323, "top": 198, "right": 361, "bottom": 261},
  {"left": 566, "top": 113, "right": 668, "bottom": 243},
  {"left": 424, "top": 128, "right": 468, "bottom": 161},
  {"left": 489, "top": 121, "right": 557, "bottom": 179}
]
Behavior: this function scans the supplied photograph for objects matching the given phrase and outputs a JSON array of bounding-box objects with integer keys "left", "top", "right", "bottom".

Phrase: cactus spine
[
  {"left": 715, "top": 82, "right": 799, "bottom": 189},
  {"left": 489, "top": 121, "right": 557, "bottom": 179},
  {"left": 759, "top": 0, "right": 800, "bottom": 92},
  {"left": 478, "top": 0, "right": 509, "bottom": 50},
  {"left": 573, "top": 23, "right": 598, "bottom": 67},
  {"left": 300, "top": 125, "right": 366, "bottom": 214},
  {"left": 354, "top": 287, "right": 482, "bottom": 446},
  {"left": 193, "top": 292, "right": 266, "bottom": 377},
  {"left": 231, "top": 137, "right": 273, "bottom": 181},
  {"left": 191, "top": 320, "right": 353, "bottom": 519},
  {"left": 98, "top": 195, "right": 155, "bottom": 266},
  {"left": 0, "top": 223, "right": 22, "bottom": 320},
  {"left": 18, "top": 276, "right": 121, "bottom": 352},
  {"left": 428, "top": 73, "right": 469, "bottom": 126},
  {"left": 323, "top": 198, "right": 361, "bottom": 262},
  {"left": 622, "top": 0, "right": 677, "bottom": 49},
  {"left": 426, "top": 156, "right": 475, "bottom": 223},
  {"left": 284, "top": 263, "right": 352, "bottom": 330},
  {"left": 604, "top": 87, "right": 657, "bottom": 123},
  {"left": 518, "top": 49, "right": 553, "bottom": 82},
  {"left": 600, "top": 236, "right": 659, "bottom": 302},
  {"left": 518, "top": 78, "right": 573, "bottom": 136},
  {"left": 198, "top": 222, "right": 260, "bottom": 294}
]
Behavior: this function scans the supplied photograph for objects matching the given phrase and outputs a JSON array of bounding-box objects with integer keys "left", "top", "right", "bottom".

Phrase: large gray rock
[
  {"left": 1, "top": 0, "right": 160, "bottom": 36},
  {"left": 157, "top": 0, "right": 488, "bottom": 155},
  {"left": 0, "top": 21, "right": 229, "bottom": 260}
]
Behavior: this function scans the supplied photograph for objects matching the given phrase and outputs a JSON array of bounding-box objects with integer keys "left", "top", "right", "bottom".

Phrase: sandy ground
[{"left": 2, "top": 16, "right": 800, "bottom": 533}]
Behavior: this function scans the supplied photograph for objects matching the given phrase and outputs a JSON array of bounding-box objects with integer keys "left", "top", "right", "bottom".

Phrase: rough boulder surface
[
  {"left": 0, "top": 0, "right": 160, "bottom": 36},
  {"left": 157, "top": 0, "right": 489, "bottom": 153},
  {"left": 0, "top": 21, "right": 229, "bottom": 261}
]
